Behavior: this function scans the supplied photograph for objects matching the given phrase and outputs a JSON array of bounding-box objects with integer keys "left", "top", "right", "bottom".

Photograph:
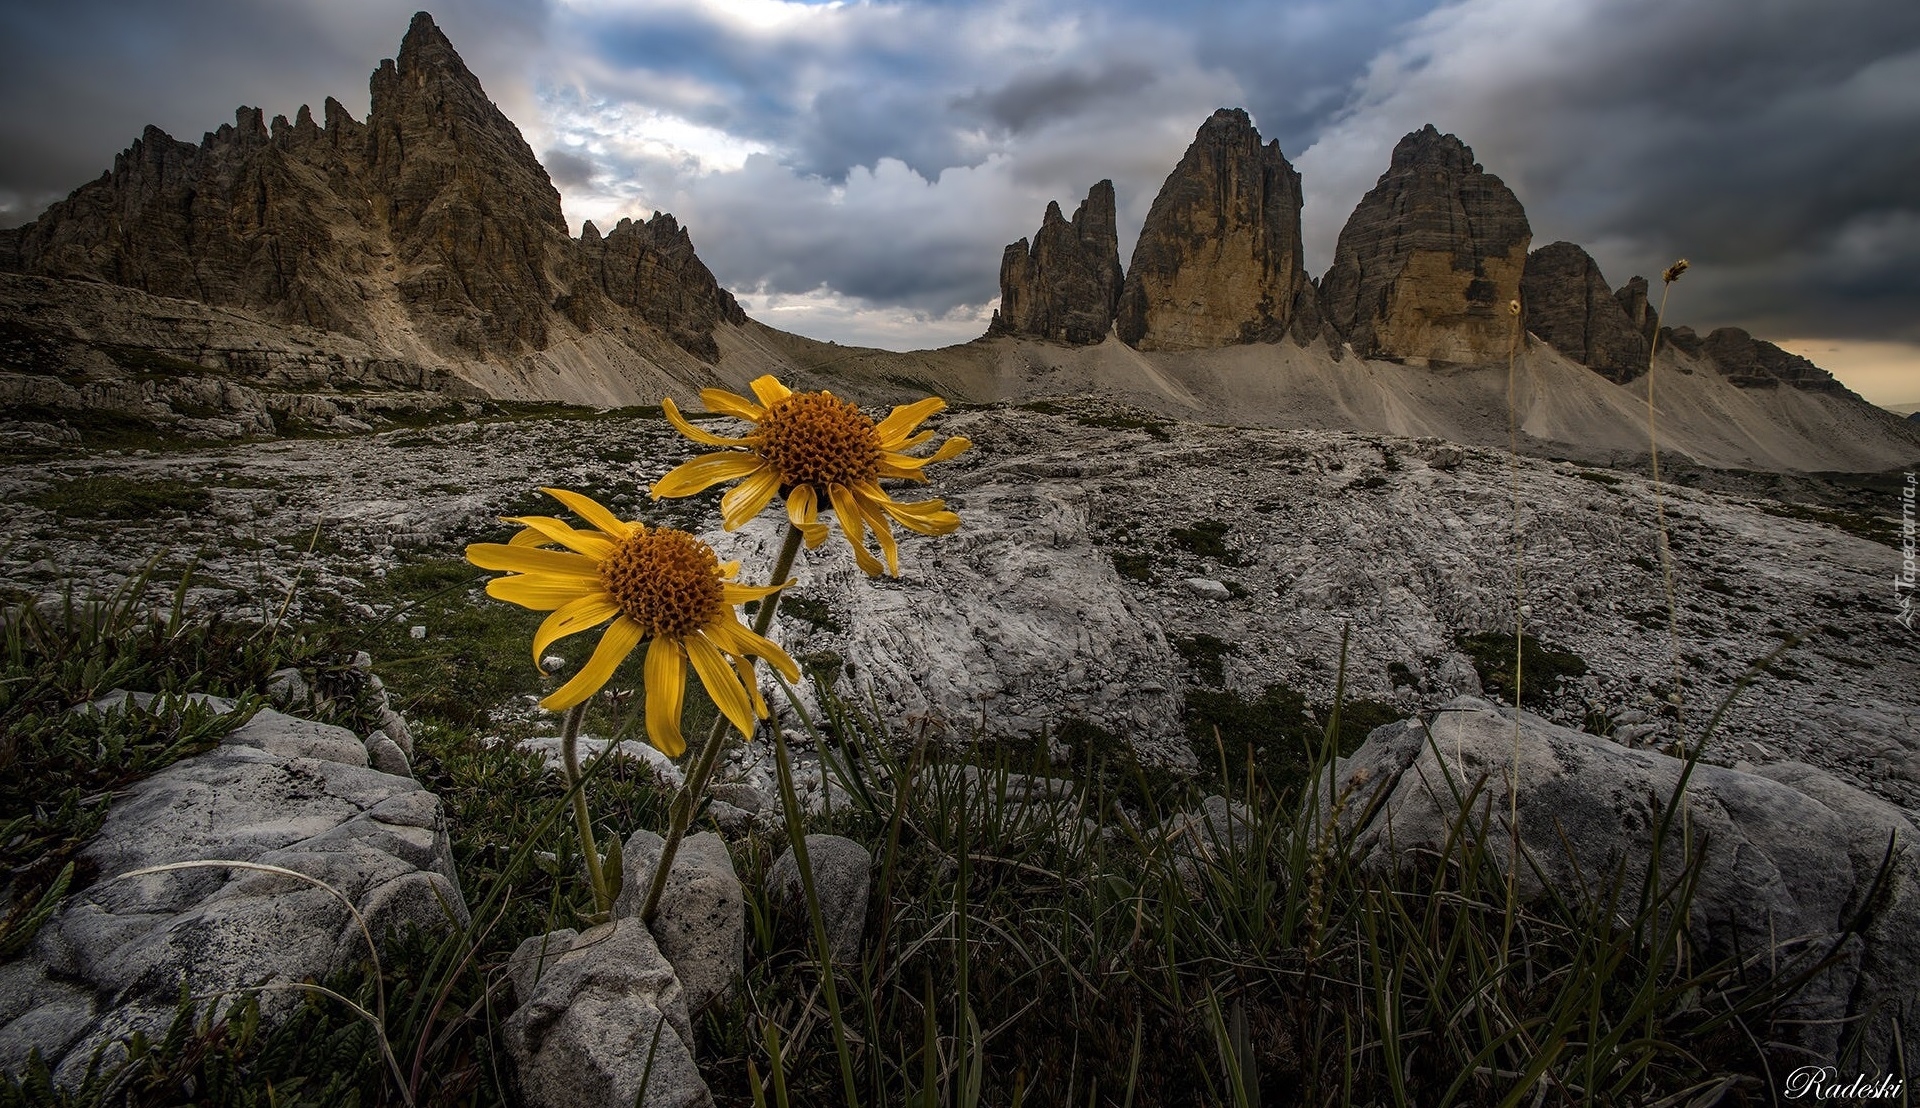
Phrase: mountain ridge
[{"left": 1, "top": 12, "right": 1915, "bottom": 475}]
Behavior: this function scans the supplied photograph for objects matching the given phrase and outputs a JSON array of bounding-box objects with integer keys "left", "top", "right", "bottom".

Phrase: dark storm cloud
[
  {"left": 0, "top": 0, "right": 545, "bottom": 227},
  {"left": 954, "top": 61, "right": 1159, "bottom": 135},
  {"left": 542, "top": 147, "right": 600, "bottom": 188}
]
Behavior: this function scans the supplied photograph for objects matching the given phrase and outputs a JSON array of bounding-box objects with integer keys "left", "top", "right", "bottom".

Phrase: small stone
[
  {"left": 1181, "top": 577, "right": 1230, "bottom": 599},
  {"left": 765, "top": 834, "right": 871, "bottom": 964},
  {"left": 367, "top": 734, "right": 411, "bottom": 777},
  {"left": 409, "top": 624, "right": 427, "bottom": 640},
  {"left": 265, "top": 667, "right": 308, "bottom": 707},
  {"left": 613, "top": 831, "right": 745, "bottom": 1015}
]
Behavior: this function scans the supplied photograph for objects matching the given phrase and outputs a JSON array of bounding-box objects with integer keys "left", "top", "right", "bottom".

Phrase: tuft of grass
[
  {"left": 1757, "top": 500, "right": 1900, "bottom": 548},
  {"left": 780, "top": 593, "right": 844, "bottom": 634},
  {"left": 1182, "top": 682, "right": 1393, "bottom": 800},
  {"left": 1075, "top": 413, "right": 1171, "bottom": 440},
  {"left": 1110, "top": 550, "right": 1157, "bottom": 583}
]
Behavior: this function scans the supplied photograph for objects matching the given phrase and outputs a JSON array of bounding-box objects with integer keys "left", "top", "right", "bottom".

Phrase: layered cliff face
[
  {"left": 991, "top": 181, "right": 1123, "bottom": 345},
  {"left": 1116, "top": 110, "right": 1309, "bottom": 352},
  {"left": 1321, "top": 125, "right": 1531, "bottom": 366},
  {"left": 1519, "top": 241, "right": 1650, "bottom": 382},
  {"left": 3, "top": 12, "right": 739, "bottom": 365}
]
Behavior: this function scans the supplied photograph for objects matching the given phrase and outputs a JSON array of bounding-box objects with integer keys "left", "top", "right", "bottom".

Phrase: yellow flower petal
[
  {"left": 706, "top": 614, "right": 801, "bottom": 682},
  {"left": 664, "top": 397, "right": 752, "bottom": 447},
  {"left": 719, "top": 466, "right": 781, "bottom": 530},
  {"left": 651, "top": 452, "right": 767, "bottom": 499},
  {"left": 735, "top": 655, "right": 769, "bottom": 717},
  {"left": 486, "top": 574, "right": 603, "bottom": 611},
  {"left": 467, "top": 543, "right": 601, "bottom": 578},
  {"left": 698, "top": 387, "right": 764, "bottom": 422},
  {"left": 531, "top": 593, "right": 621, "bottom": 669},
  {"left": 541, "top": 616, "right": 644, "bottom": 711},
  {"left": 873, "top": 491, "right": 963, "bottom": 536},
  {"left": 509, "top": 526, "right": 547, "bottom": 548},
  {"left": 540, "top": 488, "right": 637, "bottom": 539},
  {"left": 874, "top": 396, "right": 946, "bottom": 448},
  {"left": 685, "top": 630, "right": 758, "bottom": 737},
  {"left": 827, "top": 482, "right": 885, "bottom": 577},
  {"left": 786, "top": 486, "right": 830, "bottom": 549},
  {"left": 748, "top": 374, "right": 792, "bottom": 408},
  {"left": 502, "top": 515, "right": 617, "bottom": 558},
  {"left": 643, "top": 636, "right": 688, "bottom": 757},
  {"left": 720, "top": 579, "right": 787, "bottom": 604},
  {"left": 851, "top": 487, "right": 901, "bottom": 575},
  {"left": 881, "top": 435, "right": 973, "bottom": 471}
]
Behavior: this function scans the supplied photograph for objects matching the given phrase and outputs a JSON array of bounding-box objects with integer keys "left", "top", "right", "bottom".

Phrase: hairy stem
[{"left": 561, "top": 702, "right": 610, "bottom": 914}]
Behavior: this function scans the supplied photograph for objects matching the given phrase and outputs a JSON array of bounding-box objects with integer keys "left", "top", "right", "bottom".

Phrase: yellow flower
[
  {"left": 651, "top": 374, "right": 971, "bottom": 576},
  {"left": 465, "top": 487, "right": 799, "bottom": 757}
]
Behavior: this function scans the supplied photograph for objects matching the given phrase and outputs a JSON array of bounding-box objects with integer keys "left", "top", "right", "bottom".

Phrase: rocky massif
[
  {"left": 989, "top": 115, "right": 1882, "bottom": 411},
  {"left": 0, "top": 13, "right": 750, "bottom": 432},
  {"left": 1320, "top": 125, "right": 1532, "bottom": 366},
  {"left": 1115, "top": 109, "right": 1315, "bottom": 351}
]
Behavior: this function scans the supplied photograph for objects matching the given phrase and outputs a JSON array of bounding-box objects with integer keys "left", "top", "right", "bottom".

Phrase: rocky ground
[{"left": 2, "top": 400, "right": 1914, "bottom": 815}]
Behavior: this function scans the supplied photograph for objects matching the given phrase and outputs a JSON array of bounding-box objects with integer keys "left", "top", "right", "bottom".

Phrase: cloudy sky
[{"left": 4, "top": 0, "right": 1917, "bottom": 404}]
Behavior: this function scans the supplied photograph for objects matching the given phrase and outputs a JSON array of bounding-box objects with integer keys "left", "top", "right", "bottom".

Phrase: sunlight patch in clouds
[{"left": 734, "top": 285, "right": 995, "bottom": 351}]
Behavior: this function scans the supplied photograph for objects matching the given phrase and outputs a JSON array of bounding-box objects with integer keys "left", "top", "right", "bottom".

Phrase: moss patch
[
  {"left": 1456, "top": 631, "right": 1589, "bottom": 710},
  {"left": 1168, "top": 519, "right": 1244, "bottom": 565},
  {"left": 28, "top": 475, "right": 213, "bottom": 520},
  {"left": 1184, "top": 683, "right": 1396, "bottom": 799},
  {"left": 1172, "top": 633, "right": 1232, "bottom": 686}
]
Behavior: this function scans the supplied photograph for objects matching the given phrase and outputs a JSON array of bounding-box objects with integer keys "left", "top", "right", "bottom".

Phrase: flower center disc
[
  {"left": 598, "top": 528, "right": 724, "bottom": 639},
  {"left": 756, "top": 392, "right": 882, "bottom": 489}
]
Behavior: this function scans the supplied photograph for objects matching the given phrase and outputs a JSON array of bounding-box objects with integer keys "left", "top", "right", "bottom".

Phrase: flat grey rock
[{"left": 0, "top": 693, "right": 468, "bottom": 1082}]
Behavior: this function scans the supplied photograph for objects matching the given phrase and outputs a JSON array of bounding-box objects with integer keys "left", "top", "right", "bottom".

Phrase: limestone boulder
[
  {"left": 765, "top": 835, "right": 872, "bottom": 964},
  {"left": 613, "top": 831, "right": 745, "bottom": 1014},
  {"left": 502, "top": 920, "right": 711, "bottom": 1108},
  {"left": 1329, "top": 698, "right": 1920, "bottom": 1064},
  {"left": 0, "top": 696, "right": 467, "bottom": 1086}
]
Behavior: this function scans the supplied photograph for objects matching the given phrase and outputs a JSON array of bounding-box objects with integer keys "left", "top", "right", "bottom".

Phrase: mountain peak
[
  {"left": 395, "top": 11, "right": 470, "bottom": 85},
  {"left": 1116, "top": 108, "right": 1306, "bottom": 350}
]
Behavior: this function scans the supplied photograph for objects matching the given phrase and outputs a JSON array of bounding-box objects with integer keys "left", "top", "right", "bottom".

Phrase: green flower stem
[
  {"left": 642, "top": 521, "right": 805, "bottom": 925},
  {"left": 560, "top": 701, "right": 612, "bottom": 915}
]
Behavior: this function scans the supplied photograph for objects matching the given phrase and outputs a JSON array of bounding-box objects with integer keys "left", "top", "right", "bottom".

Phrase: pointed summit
[
  {"left": 1320, "top": 125, "right": 1530, "bottom": 365},
  {"left": 1115, "top": 109, "right": 1309, "bottom": 351}
]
